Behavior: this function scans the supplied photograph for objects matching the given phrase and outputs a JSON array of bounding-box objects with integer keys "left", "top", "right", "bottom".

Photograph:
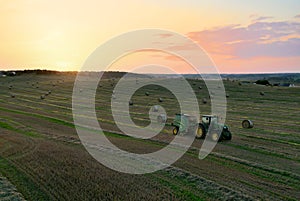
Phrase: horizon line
[{"left": 1, "top": 69, "right": 300, "bottom": 75}]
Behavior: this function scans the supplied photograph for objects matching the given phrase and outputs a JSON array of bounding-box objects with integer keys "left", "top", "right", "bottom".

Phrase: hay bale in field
[
  {"left": 202, "top": 98, "right": 207, "bottom": 104},
  {"left": 48, "top": 90, "right": 51, "bottom": 94},
  {"left": 145, "top": 92, "right": 149, "bottom": 96},
  {"left": 226, "top": 94, "right": 229, "bottom": 98},
  {"left": 40, "top": 95, "right": 45, "bottom": 100},
  {"left": 260, "top": 92, "right": 265, "bottom": 96},
  {"left": 242, "top": 119, "right": 254, "bottom": 128},
  {"left": 152, "top": 105, "right": 159, "bottom": 112},
  {"left": 238, "top": 82, "right": 242, "bottom": 86},
  {"left": 36, "top": 86, "right": 39, "bottom": 89},
  {"left": 157, "top": 114, "right": 167, "bottom": 124},
  {"left": 158, "top": 97, "right": 163, "bottom": 102},
  {"left": 8, "top": 86, "right": 12, "bottom": 90},
  {"left": 11, "top": 94, "right": 15, "bottom": 98},
  {"left": 129, "top": 100, "right": 133, "bottom": 106}
]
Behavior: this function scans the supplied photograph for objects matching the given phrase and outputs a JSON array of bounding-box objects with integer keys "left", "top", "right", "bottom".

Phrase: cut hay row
[
  {"left": 1, "top": 106, "right": 298, "bottom": 200},
  {"left": 0, "top": 174, "right": 26, "bottom": 201}
]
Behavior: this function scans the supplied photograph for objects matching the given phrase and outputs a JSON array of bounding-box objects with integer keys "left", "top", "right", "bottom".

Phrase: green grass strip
[{"left": 0, "top": 157, "right": 51, "bottom": 201}]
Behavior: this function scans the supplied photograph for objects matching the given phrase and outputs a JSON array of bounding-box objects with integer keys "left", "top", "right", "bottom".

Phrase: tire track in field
[
  {"left": 1, "top": 106, "right": 299, "bottom": 200},
  {"left": 1, "top": 105, "right": 299, "bottom": 179}
]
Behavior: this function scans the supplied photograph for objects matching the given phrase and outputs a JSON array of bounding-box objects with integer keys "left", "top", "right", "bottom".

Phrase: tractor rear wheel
[
  {"left": 211, "top": 132, "right": 219, "bottom": 142},
  {"left": 172, "top": 127, "right": 179, "bottom": 135},
  {"left": 195, "top": 124, "right": 206, "bottom": 139}
]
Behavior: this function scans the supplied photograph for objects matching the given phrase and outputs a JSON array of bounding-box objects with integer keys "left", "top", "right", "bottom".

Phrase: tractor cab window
[
  {"left": 202, "top": 117, "right": 210, "bottom": 124},
  {"left": 211, "top": 117, "right": 217, "bottom": 124}
]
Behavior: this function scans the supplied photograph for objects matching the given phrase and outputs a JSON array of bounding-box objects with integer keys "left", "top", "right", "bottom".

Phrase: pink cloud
[
  {"left": 183, "top": 17, "right": 300, "bottom": 72},
  {"left": 187, "top": 19, "right": 300, "bottom": 59}
]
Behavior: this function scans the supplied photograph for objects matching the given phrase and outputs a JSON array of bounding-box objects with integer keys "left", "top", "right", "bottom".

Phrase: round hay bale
[
  {"left": 202, "top": 98, "right": 207, "bottom": 104},
  {"left": 157, "top": 114, "right": 167, "bottom": 124},
  {"left": 8, "top": 86, "right": 12, "bottom": 90},
  {"left": 152, "top": 105, "right": 159, "bottom": 112},
  {"left": 129, "top": 100, "right": 133, "bottom": 106},
  {"left": 260, "top": 92, "right": 265, "bottom": 96},
  {"left": 36, "top": 86, "right": 39, "bottom": 89},
  {"left": 158, "top": 97, "right": 163, "bottom": 102},
  {"left": 48, "top": 90, "right": 51, "bottom": 94},
  {"left": 238, "top": 82, "right": 242, "bottom": 86},
  {"left": 145, "top": 92, "right": 150, "bottom": 96},
  {"left": 11, "top": 94, "right": 15, "bottom": 98},
  {"left": 226, "top": 94, "right": 229, "bottom": 98},
  {"left": 40, "top": 95, "right": 45, "bottom": 100},
  {"left": 242, "top": 119, "right": 254, "bottom": 129}
]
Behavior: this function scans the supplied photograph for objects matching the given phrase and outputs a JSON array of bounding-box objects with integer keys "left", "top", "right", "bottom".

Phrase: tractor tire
[
  {"left": 195, "top": 124, "right": 206, "bottom": 139},
  {"left": 242, "top": 120, "right": 253, "bottom": 128},
  {"left": 211, "top": 132, "right": 219, "bottom": 142},
  {"left": 226, "top": 132, "right": 232, "bottom": 140},
  {"left": 172, "top": 127, "right": 179, "bottom": 135}
]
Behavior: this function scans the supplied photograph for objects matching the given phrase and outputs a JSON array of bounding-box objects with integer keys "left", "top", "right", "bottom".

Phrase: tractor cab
[
  {"left": 198, "top": 115, "right": 231, "bottom": 141},
  {"left": 201, "top": 115, "right": 218, "bottom": 125}
]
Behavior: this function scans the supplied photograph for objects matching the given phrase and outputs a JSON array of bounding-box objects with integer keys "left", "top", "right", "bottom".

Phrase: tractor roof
[{"left": 202, "top": 115, "right": 217, "bottom": 118}]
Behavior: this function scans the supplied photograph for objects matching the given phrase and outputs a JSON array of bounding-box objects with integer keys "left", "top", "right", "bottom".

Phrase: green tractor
[
  {"left": 171, "top": 114, "right": 198, "bottom": 135},
  {"left": 172, "top": 114, "right": 232, "bottom": 142}
]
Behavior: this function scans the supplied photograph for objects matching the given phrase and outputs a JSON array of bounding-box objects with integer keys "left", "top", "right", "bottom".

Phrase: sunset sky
[{"left": 1, "top": 0, "right": 300, "bottom": 73}]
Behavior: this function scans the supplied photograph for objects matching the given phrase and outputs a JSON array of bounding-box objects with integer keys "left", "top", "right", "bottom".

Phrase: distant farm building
[
  {"left": 0, "top": 71, "right": 6, "bottom": 77},
  {"left": 280, "top": 83, "right": 295, "bottom": 87}
]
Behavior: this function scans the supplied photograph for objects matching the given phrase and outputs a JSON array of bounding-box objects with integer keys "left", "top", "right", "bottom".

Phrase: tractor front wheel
[
  {"left": 195, "top": 124, "right": 206, "bottom": 139},
  {"left": 226, "top": 131, "right": 232, "bottom": 140},
  {"left": 172, "top": 127, "right": 179, "bottom": 135}
]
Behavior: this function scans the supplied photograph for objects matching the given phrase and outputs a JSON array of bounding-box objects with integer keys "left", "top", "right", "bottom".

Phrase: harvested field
[{"left": 0, "top": 73, "right": 299, "bottom": 200}]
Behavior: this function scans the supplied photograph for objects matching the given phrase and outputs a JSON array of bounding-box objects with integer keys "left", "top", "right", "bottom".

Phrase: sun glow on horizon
[{"left": 0, "top": 1, "right": 299, "bottom": 73}]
